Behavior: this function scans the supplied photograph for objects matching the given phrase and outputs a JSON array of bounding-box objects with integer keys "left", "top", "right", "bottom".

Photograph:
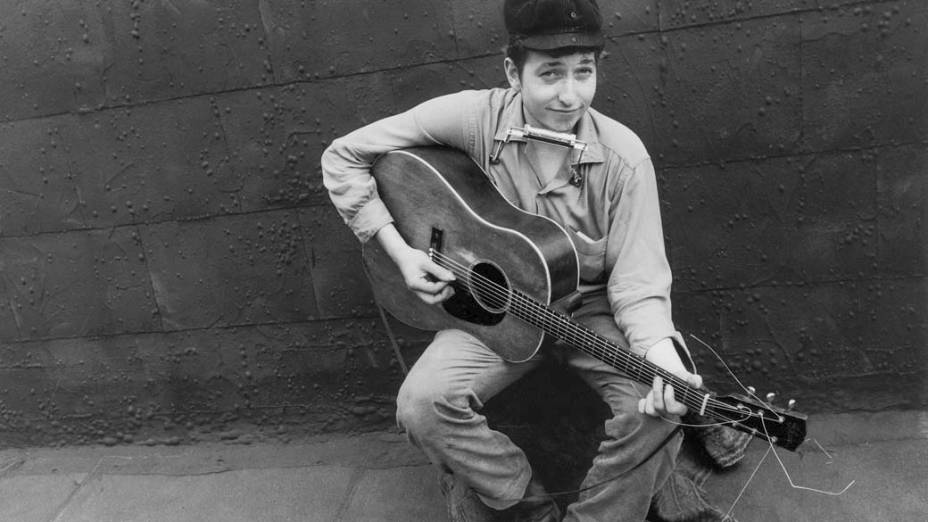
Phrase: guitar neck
[
  {"left": 508, "top": 289, "right": 712, "bottom": 415},
  {"left": 504, "top": 288, "right": 810, "bottom": 451}
]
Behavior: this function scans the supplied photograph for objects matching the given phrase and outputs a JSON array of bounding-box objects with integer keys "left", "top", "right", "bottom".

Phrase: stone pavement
[{"left": 1, "top": 410, "right": 926, "bottom": 522}]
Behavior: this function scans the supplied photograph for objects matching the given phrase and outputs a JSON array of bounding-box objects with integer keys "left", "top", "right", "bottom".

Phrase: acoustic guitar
[{"left": 362, "top": 147, "right": 807, "bottom": 451}]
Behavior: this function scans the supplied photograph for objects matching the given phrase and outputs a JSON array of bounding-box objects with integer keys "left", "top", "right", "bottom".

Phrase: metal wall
[{"left": 0, "top": 0, "right": 924, "bottom": 446}]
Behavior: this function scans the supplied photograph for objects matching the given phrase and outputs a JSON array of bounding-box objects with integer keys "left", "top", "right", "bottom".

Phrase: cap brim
[{"left": 518, "top": 32, "right": 604, "bottom": 50}]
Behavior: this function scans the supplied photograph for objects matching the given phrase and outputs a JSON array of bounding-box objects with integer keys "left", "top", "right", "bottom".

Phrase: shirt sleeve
[
  {"left": 605, "top": 156, "right": 677, "bottom": 356},
  {"left": 320, "top": 91, "right": 479, "bottom": 243}
]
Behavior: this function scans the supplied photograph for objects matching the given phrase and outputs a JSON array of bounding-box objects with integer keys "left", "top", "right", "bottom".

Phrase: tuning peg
[
  {"left": 788, "top": 399, "right": 796, "bottom": 410},
  {"left": 747, "top": 386, "right": 756, "bottom": 395},
  {"left": 766, "top": 392, "right": 776, "bottom": 403}
]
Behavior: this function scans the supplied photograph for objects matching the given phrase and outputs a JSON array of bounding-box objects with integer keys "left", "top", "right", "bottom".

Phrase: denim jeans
[{"left": 396, "top": 307, "right": 682, "bottom": 521}]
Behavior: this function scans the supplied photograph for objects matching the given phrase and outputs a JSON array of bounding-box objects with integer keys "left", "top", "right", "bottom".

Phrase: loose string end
[{"left": 689, "top": 333, "right": 857, "bottom": 515}]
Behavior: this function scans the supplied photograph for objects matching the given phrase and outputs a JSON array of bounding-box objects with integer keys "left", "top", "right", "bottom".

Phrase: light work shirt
[{"left": 321, "top": 88, "right": 679, "bottom": 356}]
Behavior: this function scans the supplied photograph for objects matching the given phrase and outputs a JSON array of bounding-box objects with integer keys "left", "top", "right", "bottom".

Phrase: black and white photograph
[{"left": 0, "top": 1, "right": 925, "bottom": 520}]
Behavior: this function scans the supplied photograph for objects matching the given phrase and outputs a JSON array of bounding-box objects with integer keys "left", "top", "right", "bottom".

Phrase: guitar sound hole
[{"left": 469, "top": 262, "right": 511, "bottom": 313}]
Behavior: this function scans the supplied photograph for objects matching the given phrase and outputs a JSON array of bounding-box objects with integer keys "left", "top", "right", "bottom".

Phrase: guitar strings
[
  {"left": 430, "top": 252, "right": 744, "bottom": 415},
  {"left": 430, "top": 251, "right": 756, "bottom": 421},
  {"left": 429, "top": 251, "right": 761, "bottom": 423},
  {"left": 725, "top": 445, "right": 771, "bottom": 519},
  {"left": 688, "top": 335, "right": 759, "bottom": 402},
  {"left": 427, "top": 252, "right": 693, "bottom": 390},
  {"left": 429, "top": 251, "right": 702, "bottom": 401},
  {"left": 812, "top": 438, "right": 835, "bottom": 461}
]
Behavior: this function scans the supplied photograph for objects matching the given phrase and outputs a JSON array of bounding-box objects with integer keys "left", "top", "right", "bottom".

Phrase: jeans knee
[
  {"left": 396, "top": 374, "right": 474, "bottom": 440},
  {"left": 396, "top": 376, "right": 443, "bottom": 437},
  {"left": 396, "top": 381, "right": 424, "bottom": 431}
]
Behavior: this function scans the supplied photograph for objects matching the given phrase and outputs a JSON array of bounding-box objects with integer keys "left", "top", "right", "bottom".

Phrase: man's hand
[
  {"left": 394, "top": 247, "right": 456, "bottom": 304},
  {"left": 637, "top": 338, "right": 703, "bottom": 417},
  {"left": 375, "top": 224, "right": 455, "bottom": 305}
]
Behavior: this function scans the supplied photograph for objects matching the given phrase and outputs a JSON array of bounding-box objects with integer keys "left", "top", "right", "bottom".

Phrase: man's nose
[{"left": 557, "top": 79, "right": 579, "bottom": 106}]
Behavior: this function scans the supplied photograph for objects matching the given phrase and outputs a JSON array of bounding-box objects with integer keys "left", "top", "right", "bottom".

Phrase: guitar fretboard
[{"left": 506, "top": 287, "right": 711, "bottom": 414}]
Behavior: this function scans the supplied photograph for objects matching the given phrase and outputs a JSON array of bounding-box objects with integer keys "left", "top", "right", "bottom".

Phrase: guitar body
[{"left": 361, "top": 147, "right": 579, "bottom": 362}]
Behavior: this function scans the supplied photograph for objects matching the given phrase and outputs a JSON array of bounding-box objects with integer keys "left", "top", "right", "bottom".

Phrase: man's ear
[{"left": 504, "top": 58, "right": 521, "bottom": 91}]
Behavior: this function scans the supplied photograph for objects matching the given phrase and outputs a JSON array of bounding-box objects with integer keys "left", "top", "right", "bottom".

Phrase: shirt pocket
[{"left": 566, "top": 227, "right": 607, "bottom": 284}]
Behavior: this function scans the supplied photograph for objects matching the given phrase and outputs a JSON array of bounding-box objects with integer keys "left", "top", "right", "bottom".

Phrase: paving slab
[
  {"left": 341, "top": 465, "right": 445, "bottom": 522},
  {"left": 55, "top": 466, "right": 356, "bottom": 522},
  {"left": 0, "top": 473, "right": 85, "bottom": 522}
]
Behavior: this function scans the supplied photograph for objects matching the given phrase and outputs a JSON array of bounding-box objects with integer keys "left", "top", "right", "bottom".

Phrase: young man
[{"left": 321, "top": 0, "right": 702, "bottom": 519}]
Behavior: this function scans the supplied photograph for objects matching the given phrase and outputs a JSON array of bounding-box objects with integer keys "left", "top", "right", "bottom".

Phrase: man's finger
[
  {"left": 643, "top": 391, "right": 656, "bottom": 416},
  {"left": 438, "top": 285, "right": 455, "bottom": 301},
  {"left": 414, "top": 290, "right": 443, "bottom": 304},
  {"left": 423, "top": 262, "right": 455, "bottom": 282},
  {"left": 688, "top": 373, "right": 704, "bottom": 389},
  {"left": 414, "top": 284, "right": 455, "bottom": 305},
  {"left": 651, "top": 376, "right": 665, "bottom": 412},
  {"left": 663, "top": 382, "right": 675, "bottom": 407},
  {"left": 408, "top": 278, "right": 447, "bottom": 293},
  {"left": 663, "top": 384, "right": 687, "bottom": 415}
]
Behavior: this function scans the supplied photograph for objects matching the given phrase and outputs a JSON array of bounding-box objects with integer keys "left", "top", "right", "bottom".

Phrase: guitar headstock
[{"left": 713, "top": 392, "right": 808, "bottom": 451}]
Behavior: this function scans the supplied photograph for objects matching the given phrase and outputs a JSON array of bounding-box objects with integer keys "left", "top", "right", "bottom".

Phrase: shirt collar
[{"left": 493, "top": 91, "right": 605, "bottom": 165}]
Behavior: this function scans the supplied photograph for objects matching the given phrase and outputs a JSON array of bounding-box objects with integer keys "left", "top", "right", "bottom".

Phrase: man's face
[{"left": 506, "top": 49, "right": 597, "bottom": 133}]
